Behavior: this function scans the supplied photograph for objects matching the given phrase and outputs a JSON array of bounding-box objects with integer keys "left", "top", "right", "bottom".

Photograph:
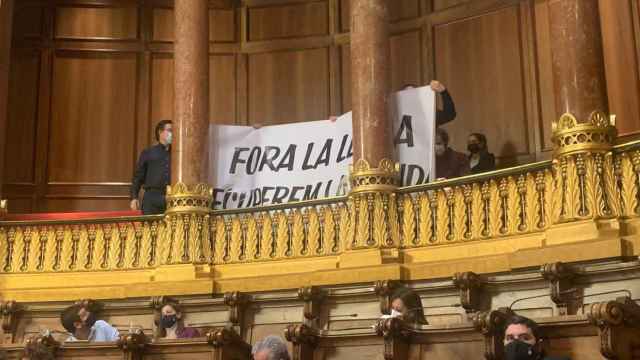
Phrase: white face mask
[
  {"left": 390, "top": 309, "right": 402, "bottom": 318},
  {"left": 166, "top": 132, "right": 173, "bottom": 145},
  {"left": 435, "top": 144, "right": 446, "bottom": 156}
]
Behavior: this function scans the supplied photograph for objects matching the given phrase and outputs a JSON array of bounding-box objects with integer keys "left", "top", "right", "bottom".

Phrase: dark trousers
[{"left": 142, "top": 189, "right": 166, "bottom": 215}]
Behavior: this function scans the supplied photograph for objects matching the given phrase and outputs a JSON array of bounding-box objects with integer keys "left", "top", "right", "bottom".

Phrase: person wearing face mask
[
  {"left": 503, "top": 316, "right": 570, "bottom": 360},
  {"left": 389, "top": 287, "right": 428, "bottom": 325},
  {"left": 61, "top": 304, "right": 119, "bottom": 342},
  {"left": 156, "top": 303, "right": 200, "bottom": 339},
  {"left": 130, "top": 120, "right": 172, "bottom": 215},
  {"left": 467, "top": 132, "right": 495, "bottom": 174},
  {"left": 435, "top": 128, "right": 469, "bottom": 180}
]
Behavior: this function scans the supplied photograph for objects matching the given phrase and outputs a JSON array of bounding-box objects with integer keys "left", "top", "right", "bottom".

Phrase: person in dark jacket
[
  {"left": 130, "top": 120, "right": 172, "bottom": 215},
  {"left": 403, "top": 80, "right": 456, "bottom": 126},
  {"left": 467, "top": 132, "right": 496, "bottom": 174},
  {"left": 390, "top": 287, "right": 428, "bottom": 325},
  {"left": 435, "top": 128, "right": 469, "bottom": 179},
  {"left": 504, "top": 315, "right": 570, "bottom": 360},
  {"left": 156, "top": 302, "right": 200, "bottom": 339}
]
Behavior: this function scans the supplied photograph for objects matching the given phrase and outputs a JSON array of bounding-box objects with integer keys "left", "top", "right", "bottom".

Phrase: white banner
[{"left": 209, "top": 86, "right": 435, "bottom": 209}]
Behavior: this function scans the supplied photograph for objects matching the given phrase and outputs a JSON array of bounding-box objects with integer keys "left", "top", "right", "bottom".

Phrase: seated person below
[
  {"left": 403, "top": 80, "right": 457, "bottom": 126},
  {"left": 435, "top": 128, "right": 469, "bottom": 179},
  {"left": 157, "top": 302, "right": 200, "bottom": 339},
  {"left": 504, "top": 315, "right": 569, "bottom": 360},
  {"left": 252, "top": 335, "right": 290, "bottom": 360},
  {"left": 390, "top": 287, "right": 428, "bottom": 325},
  {"left": 61, "top": 304, "right": 119, "bottom": 342},
  {"left": 467, "top": 132, "right": 496, "bottom": 174}
]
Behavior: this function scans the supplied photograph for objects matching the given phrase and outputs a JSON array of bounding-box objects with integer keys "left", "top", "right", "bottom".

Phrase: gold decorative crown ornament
[
  {"left": 349, "top": 158, "right": 400, "bottom": 193},
  {"left": 551, "top": 111, "right": 616, "bottom": 157},
  {"left": 165, "top": 182, "right": 213, "bottom": 213}
]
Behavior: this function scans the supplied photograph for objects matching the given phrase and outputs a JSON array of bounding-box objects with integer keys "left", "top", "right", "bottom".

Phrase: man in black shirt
[{"left": 130, "top": 120, "right": 172, "bottom": 215}]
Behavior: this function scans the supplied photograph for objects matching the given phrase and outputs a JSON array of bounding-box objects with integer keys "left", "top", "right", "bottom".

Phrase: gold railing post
[
  {"left": 550, "top": 112, "right": 618, "bottom": 223},
  {"left": 157, "top": 183, "right": 213, "bottom": 280}
]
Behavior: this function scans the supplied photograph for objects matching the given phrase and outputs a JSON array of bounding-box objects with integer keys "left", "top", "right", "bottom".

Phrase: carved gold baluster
[
  {"left": 372, "top": 192, "right": 386, "bottom": 247},
  {"left": 246, "top": 214, "right": 258, "bottom": 261},
  {"left": 453, "top": 187, "right": 466, "bottom": 241},
  {"left": 53, "top": 227, "right": 65, "bottom": 271},
  {"left": 276, "top": 211, "right": 289, "bottom": 258},
  {"left": 123, "top": 223, "right": 135, "bottom": 268},
  {"left": 402, "top": 194, "right": 416, "bottom": 247},
  {"left": 387, "top": 193, "right": 400, "bottom": 247},
  {"left": 212, "top": 216, "right": 226, "bottom": 264},
  {"left": 4, "top": 227, "right": 16, "bottom": 272},
  {"left": 506, "top": 177, "right": 519, "bottom": 234},
  {"left": 307, "top": 207, "right": 321, "bottom": 255},
  {"left": 418, "top": 193, "right": 432, "bottom": 245},
  {"left": 11, "top": 227, "right": 23, "bottom": 272},
  {"left": 229, "top": 215, "right": 243, "bottom": 262},
  {"left": 603, "top": 153, "right": 620, "bottom": 217},
  {"left": 291, "top": 209, "right": 304, "bottom": 257},
  {"left": 261, "top": 212, "right": 274, "bottom": 259},
  {"left": 435, "top": 189, "right": 448, "bottom": 243},
  {"left": 20, "top": 226, "right": 38, "bottom": 272},
  {"left": 326, "top": 205, "right": 338, "bottom": 254},
  {"left": 471, "top": 184, "right": 483, "bottom": 240}
]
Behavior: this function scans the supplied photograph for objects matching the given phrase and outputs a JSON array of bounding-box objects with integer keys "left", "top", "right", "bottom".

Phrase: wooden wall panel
[
  {"left": 12, "top": 4, "right": 42, "bottom": 39},
  {"left": 149, "top": 54, "right": 237, "bottom": 126},
  {"left": 54, "top": 6, "right": 138, "bottom": 39},
  {"left": 48, "top": 53, "right": 137, "bottom": 183},
  {"left": 152, "top": 7, "right": 174, "bottom": 42},
  {"left": 152, "top": 8, "right": 235, "bottom": 42},
  {"left": 340, "top": 45, "right": 351, "bottom": 113},
  {"left": 4, "top": 49, "right": 39, "bottom": 184},
  {"left": 433, "top": 5, "right": 531, "bottom": 163},
  {"left": 599, "top": 0, "right": 640, "bottom": 136},
  {"left": 418, "top": 342, "right": 483, "bottom": 359},
  {"left": 248, "top": 1, "right": 329, "bottom": 41},
  {"left": 150, "top": 54, "right": 175, "bottom": 125},
  {"left": 533, "top": 0, "right": 555, "bottom": 152},
  {"left": 390, "top": 30, "right": 422, "bottom": 91},
  {"left": 248, "top": 47, "right": 330, "bottom": 124},
  {"left": 210, "top": 55, "right": 237, "bottom": 124},
  {"left": 389, "top": 0, "right": 421, "bottom": 22}
]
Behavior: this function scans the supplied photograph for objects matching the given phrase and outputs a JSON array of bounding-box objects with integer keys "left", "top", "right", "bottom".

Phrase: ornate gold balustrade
[{"left": 1, "top": 116, "right": 639, "bottom": 301}]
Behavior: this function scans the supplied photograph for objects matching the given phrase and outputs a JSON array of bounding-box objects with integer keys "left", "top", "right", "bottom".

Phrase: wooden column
[
  {"left": 349, "top": 0, "right": 397, "bottom": 194},
  {"left": 172, "top": 0, "right": 210, "bottom": 186},
  {"left": 0, "top": 0, "right": 14, "bottom": 208},
  {"left": 163, "top": 0, "right": 212, "bottom": 267},
  {"left": 548, "top": 0, "right": 609, "bottom": 121},
  {"left": 350, "top": 0, "right": 393, "bottom": 166}
]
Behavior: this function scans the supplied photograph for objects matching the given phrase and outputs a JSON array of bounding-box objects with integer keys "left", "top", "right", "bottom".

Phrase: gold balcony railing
[
  {"left": 0, "top": 113, "right": 638, "bottom": 300},
  {"left": 1, "top": 143, "right": 638, "bottom": 272},
  {"left": 0, "top": 215, "right": 164, "bottom": 273}
]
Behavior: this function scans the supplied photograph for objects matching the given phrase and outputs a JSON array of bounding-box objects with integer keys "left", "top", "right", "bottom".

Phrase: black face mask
[
  {"left": 467, "top": 143, "right": 481, "bottom": 153},
  {"left": 160, "top": 314, "right": 178, "bottom": 329},
  {"left": 504, "top": 340, "right": 539, "bottom": 360}
]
